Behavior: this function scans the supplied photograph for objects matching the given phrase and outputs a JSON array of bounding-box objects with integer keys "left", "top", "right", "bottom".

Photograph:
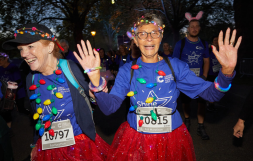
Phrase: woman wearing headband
[
  {"left": 75, "top": 12, "right": 241, "bottom": 160},
  {"left": 2, "top": 24, "right": 109, "bottom": 161}
]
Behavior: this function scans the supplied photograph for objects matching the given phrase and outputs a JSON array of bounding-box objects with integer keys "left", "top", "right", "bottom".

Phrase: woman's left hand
[{"left": 212, "top": 28, "right": 242, "bottom": 75}]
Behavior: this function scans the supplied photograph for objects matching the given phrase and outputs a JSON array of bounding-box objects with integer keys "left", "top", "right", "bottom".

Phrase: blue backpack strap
[
  {"left": 59, "top": 59, "right": 93, "bottom": 114},
  {"left": 59, "top": 59, "right": 79, "bottom": 89}
]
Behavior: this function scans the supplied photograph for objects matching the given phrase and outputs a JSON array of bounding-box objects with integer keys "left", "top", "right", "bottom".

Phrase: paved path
[{"left": 6, "top": 83, "right": 253, "bottom": 161}]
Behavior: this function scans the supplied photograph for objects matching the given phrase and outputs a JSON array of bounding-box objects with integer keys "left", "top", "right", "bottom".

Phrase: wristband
[
  {"left": 214, "top": 76, "right": 231, "bottom": 92},
  {"left": 84, "top": 67, "right": 102, "bottom": 74},
  {"left": 89, "top": 77, "right": 107, "bottom": 92}
]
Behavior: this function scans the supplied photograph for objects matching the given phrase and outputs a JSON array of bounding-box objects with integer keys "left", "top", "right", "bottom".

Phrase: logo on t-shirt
[
  {"left": 187, "top": 51, "right": 201, "bottom": 65},
  {"left": 137, "top": 90, "right": 172, "bottom": 107},
  {"left": 196, "top": 46, "right": 203, "bottom": 50},
  {"left": 157, "top": 74, "right": 174, "bottom": 83}
]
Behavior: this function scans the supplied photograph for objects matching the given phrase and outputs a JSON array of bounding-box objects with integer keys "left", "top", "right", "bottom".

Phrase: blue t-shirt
[
  {"left": 209, "top": 50, "right": 221, "bottom": 76},
  {"left": 33, "top": 68, "right": 82, "bottom": 136},
  {"left": 173, "top": 38, "right": 209, "bottom": 76},
  {"left": 109, "top": 57, "right": 212, "bottom": 132},
  {"left": 0, "top": 63, "right": 26, "bottom": 99}
]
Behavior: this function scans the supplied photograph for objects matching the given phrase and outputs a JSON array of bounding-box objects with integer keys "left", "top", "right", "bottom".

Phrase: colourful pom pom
[
  {"left": 37, "top": 107, "right": 43, "bottom": 114},
  {"left": 51, "top": 107, "right": 58, "bottom": 115},
  {"left": 55, "top": 70, "right": 62, "bottom": 75},
  {"left": 129, "top": 105, "right": 137, "bottom": 112},
  {"left": 39, "top": 128, "right": 44, "bottom": 136},
  {"left": 131, "top": 65, "right": 142, "bottom": 70},
  {"left": 39, "top": 79, "right": 46, "bottom": 85},
  {"left": 146, "top": 83, "right": 157, "bottom": 89},
  {"left": 55, "top": 92, "right": 63, "bottom": 99},
  {"left": 42, "top": 114, "right": 51, "bottom": 121},
  {"left": 33, "top": 113, "right": 39, "bottom": 120},
  {"left": 29, "top": 85, "right": 37, "bottom": 90},
  {"left": 156, "top": 70, "right": 166, "bottom": 76},
  {"left": 127, "top": 91, "right": 137, "bottom": 97},
  {"left": 137, "top": 78, "right": 146, "bottom": 84},
  {"left": 43, "top": 99, "right": 51, "bottom": 105},
  {"left": 57, "top": 78, "right": 65, "bottom": 83},
  {"left": 44, "top": 121, "right": 51, "bottom": 129},
  {"left": 49, "top": 129, "right": 55, "bottom": 136},
  {"left": 139, "top": 119, "right": 143, "bottom": 127}
]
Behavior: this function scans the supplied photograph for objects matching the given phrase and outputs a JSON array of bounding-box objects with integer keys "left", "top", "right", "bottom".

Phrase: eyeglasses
[{"left": 136, "top": 31, "right": 162, "bottom": 40}]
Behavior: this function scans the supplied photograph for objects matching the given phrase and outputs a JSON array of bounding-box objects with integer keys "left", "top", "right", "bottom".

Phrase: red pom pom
[
  {"left": 131, "top": 65, "right": 140, "bottom": 70},
  {"left": 29, "top": 85, "right": 37, "bottom": 90},
  {"left": 39, "top": 79, "right": 46, "bottom": 85},
  {"left": 139, "top": 120, "right": 143, "bottom": 127},
  {"left": 44, "top": 121, "right": 51, "bottom": 129},
  {"left": 55, "top": 70, "right": 62, "bottom": 75},
  {"left": 157, "top": 70, "right": 166, "bottom": 76},
  {"left": 49, "top": 129, "right": 54, "bottom": 136}
]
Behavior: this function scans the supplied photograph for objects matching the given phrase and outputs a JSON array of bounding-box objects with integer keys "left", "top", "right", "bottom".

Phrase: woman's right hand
[{"left": 73, "top": 40, "right": 101, "bottom": 86}]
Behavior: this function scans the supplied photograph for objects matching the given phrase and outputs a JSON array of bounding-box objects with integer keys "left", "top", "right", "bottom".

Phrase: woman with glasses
[{"left": 74, "top": 13, "right": 241, "bottom": 160}]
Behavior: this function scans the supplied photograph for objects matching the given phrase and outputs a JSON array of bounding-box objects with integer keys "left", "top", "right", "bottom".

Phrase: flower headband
[
  {"left": 0, "top": 52, "right": 9, "bottom": 59},
  {"left": 185, "top": 11, "right": 203, "bottom": 22},
  {"left": 14, "top": 27, "right": 57, "bottom": 41},
  {"left": 129, "top": 15, "right": 165, "bottom": 39}
]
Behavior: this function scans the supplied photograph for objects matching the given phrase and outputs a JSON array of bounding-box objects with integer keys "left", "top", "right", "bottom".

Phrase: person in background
[
  {"left": 119, "top": 40, "right": 141, "bottom": 67},
  {"left": 207, "top": 35, "right": 221, "bottom": 111},
  {"left": 233, "top": 87, "right": 253, "bottom": 138},
  {"left": 60, "top": 39, "right": 79, "bottom": 64},
  {"left": 160, "top": 42, "right": 173, "bottom": 57},
  {"left": 116, "top": 45, "right": 129, "bottom": 67},
  {"left": 173, "top": 11, "right": 210, "bottom": 140},
  {"left": 99, "top": 48, "right": 112, "bottom": 71},
  {"left": 0, "top": 52, "right": 26, "bottom": 130}
]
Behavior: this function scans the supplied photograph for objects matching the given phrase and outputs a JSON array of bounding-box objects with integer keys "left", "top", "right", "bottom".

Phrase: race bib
[
  {"left": 41, "top": 119, "right": 75, "bottom": 150},
  {"left": 136, "top": 107, "right": 172, "bottom": 133},
  {"left": 212, "top": 64, "right": 221, "bottom": 73},
  {"left": 190, "top": 68, "right": 200, "bottom": 77}
]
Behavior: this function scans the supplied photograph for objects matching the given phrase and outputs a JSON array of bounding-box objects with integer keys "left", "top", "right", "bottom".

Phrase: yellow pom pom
[
  {"left": 145, "top": 97, "right": 154, "bottom": 103},
  {"left": 37, "top": 108, "right": 43, "bottom": 114},
  {"left": 33, "top": 113, "right": 39, "bottom": 120},
  {"left": 127, "top": 91, "right": 135, "bottom": 97},
  {"left": 55, "top": 92, "right": 63, "bottom": 99},
  {"left": 43, "top": 99, "right": 51, "bottom": 106}
]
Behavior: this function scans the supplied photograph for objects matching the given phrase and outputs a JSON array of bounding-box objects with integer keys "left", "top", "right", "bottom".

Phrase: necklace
[
  {"left": 127, "top": 55, "right": 167, "bottom": 127},
  {"left": 29, "top": 60, "right": 65, "bottom": 136}
]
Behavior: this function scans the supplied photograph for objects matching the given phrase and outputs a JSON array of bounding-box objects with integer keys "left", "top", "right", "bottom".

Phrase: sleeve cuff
[{"left": 217, "top": 69, "right": 236, "bottom": 88}]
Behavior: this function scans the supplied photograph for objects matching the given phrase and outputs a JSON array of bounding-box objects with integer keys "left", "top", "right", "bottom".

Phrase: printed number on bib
[
  {"left": 41, "top": 119, "right": 75, "bottom": 150},
  {"left": 136, "top": 107, "right": 172, "bottom": 133},
  {"left": 190, "top": 68, "right": 200, "bottom": 77}
]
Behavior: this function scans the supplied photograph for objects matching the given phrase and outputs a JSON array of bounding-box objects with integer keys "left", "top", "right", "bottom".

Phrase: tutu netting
[
  {"left": 31, "top": 134, "right": 109, "bottom": 161},
  {"left": 107, "top": 122, "right": 196, "bottom": 161}
]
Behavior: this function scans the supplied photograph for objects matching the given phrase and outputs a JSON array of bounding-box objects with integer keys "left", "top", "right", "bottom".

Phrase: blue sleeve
[
  {"left": 203, "top": 41, "right": 209, "bottom": 58},
  {"left": 94, "top": 63, "right": 131, "bottom": 115},
  {"left": 0, "top": 82, "right": 3, "bottom": 99},
  {"left": 172, "top": 40, "right": 181, "bottom": 58},
  {"left": 175, "top": 60, "right": 212, "bottom": 98},
  {"left": 199, "top": 70, "right": 235, "bottom": 102}
]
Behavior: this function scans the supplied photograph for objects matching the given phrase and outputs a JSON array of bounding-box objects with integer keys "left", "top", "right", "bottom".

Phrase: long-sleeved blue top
[{"left": 94, "top": 57, "right": 235, "bottom": 133}]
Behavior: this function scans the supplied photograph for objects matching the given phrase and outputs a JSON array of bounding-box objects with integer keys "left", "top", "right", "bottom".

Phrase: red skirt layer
[
  {"left": 107, "top": 121, "right": 196, "bottom": 161},
  {"left": 31, "top": 133, "right": 109, "bottom": 161}
]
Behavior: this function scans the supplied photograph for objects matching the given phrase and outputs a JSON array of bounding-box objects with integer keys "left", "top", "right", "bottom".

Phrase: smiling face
[
  {"left": 134, "top": 24, "right": 163, "bottom": 58},
  {"left": 17, "top": 40, "right": 54, "bottom": 72}
]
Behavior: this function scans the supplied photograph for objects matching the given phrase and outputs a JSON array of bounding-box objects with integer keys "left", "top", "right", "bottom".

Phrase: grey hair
[
  {"left": 134, "top": 13, "right": 163, "bottom": 34},
  {"left": 59, "top": 39, "right": 69, "bottom": 46}
]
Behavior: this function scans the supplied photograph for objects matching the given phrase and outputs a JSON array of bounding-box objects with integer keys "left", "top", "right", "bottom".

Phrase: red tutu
[
  {"left": 107, "top": 122, "right": 196, "bottom": 161},
  {"left": 31, "top": 134, "right": 109, "bottom": 161}
]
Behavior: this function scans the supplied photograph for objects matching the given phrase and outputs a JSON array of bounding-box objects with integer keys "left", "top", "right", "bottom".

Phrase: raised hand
[
  {"left": 212, "top": 28, "right": 242, "bottom": 75},
  {"left": 73, "top": 40, "right": 101, "bottom": 86}
]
